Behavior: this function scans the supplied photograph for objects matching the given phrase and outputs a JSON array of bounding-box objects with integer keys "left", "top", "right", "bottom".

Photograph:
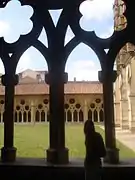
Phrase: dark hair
[{"left": 84, "top": 119, "right": 95, "bottom": 136}]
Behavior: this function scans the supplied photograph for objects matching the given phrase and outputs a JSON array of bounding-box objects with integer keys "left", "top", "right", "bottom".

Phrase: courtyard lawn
[{"left": 0, "top": 123, "right": 135, "bottom": 159}]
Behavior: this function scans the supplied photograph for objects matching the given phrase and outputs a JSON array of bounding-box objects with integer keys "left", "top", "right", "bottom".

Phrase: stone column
[
  {"left": 84, "top": 100, "right": 88, "bottom": 121},
  {"left": 114, "top": 102, "right": 121, "bottom": 127},
  {"left": 120, "top": 68, "right": 129, "bottom": 129},
  {"left": 45, "top": 72, "right": 69, "bottom": 164},
  {"left": 113, "top": 79, "right": 121, "bottom": 127},
  {"left": 98, "top": 70, "right": 119, "bottom": 164},
  {"left": 31, "top": 100, "right": 35, "bottom": 124},
  {"left": 45, "top": 109, "right": 48, "bottom": 122},
  {"left": 128, "top": 58, "right": 135, "bottom": 132},
  {"left": 1, "top": 74, "right": 18, "bottom": 162},
  {"left": 128, "top": 94, "right": 135, "bottom": 132}
]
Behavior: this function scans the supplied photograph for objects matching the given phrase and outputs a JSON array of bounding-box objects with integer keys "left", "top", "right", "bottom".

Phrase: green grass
[{"left": 0, "top": 123, "right": 135, "bottom": 159}]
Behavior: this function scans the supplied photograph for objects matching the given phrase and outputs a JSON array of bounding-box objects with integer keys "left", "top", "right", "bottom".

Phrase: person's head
[{"left": 84, "top": 119, "right": 95, "bottom": 136}]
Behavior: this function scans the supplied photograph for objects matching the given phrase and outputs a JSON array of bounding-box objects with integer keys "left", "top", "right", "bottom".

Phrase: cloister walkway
[{"left": 100, "top": 125, "right": 135, "bottom": 153}]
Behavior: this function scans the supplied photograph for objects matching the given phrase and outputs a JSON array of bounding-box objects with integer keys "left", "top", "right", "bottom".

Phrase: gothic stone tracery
[
  {"left": 0, "top": 0, "right": 135, "bottom": 164},
  {"left": 0, "top": 69, "right": 103, "bottom": 123}
]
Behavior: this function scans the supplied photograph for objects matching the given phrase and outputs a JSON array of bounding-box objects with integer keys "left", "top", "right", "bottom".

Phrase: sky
[{"left": 0, "top": 0, "right": 114, "bottom": 81}]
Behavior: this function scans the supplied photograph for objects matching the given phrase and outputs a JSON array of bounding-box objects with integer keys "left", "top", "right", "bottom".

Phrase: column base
[
  {"left": 1, "top": 147, "right": 17, "bottom": 162},
  {"left": 130, "top": 127, "right": 135, "bottom": 133},
  {"left": 121, "top": 125, "right": 129, "bottom": 130},
  {"left": 103, "top": 148, "right": 119, "bottom": 164},
  {"left": 129, "top": 121, "right": 135, "bottom": 133},
  {"left": 46, "top": 147, "right": 69, "bottom": 164},
  {"left": 115, "top": 123, "right": 120, "bottom": 128},
  {"left": 121, "top": 120, "right": 129, "bottom": 130}
]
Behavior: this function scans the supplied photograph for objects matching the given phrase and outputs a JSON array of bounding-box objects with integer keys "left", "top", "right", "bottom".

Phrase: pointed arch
[
  {"left": 19, "top": 112, "right": 22, "bottom": 123},
  {"left": 99, "top": 109, "right": 104, "bottom": 122},
  {"left": 67, "top": 110, "right": 72, "bottom": 122},
  {"left": 28, "top": 111, "right": 31, "bottom": 122},
  {"left": 114, "top": 43, "right": 135, "bottom": 128},
  {"left": 16, "top": 46, "right": 48, "bottom": 77},
  {"left": 65, "top": 43, "right": 101, "bottom": 81},
  {"left": 93, "top": 110, "right": 98, "bottom": 122},
  {"left": 23, "top": 111, "right": 27, "bottom": 122},
  {"left": 41, "top": 110, "right": 45, "bottom": 122},
  {"left": 88, "top": 109, "right": 92, "bottom": 120},
  {"left": 73, "top": 110, "right": 78, "bottom": 122},
  {"left": 79, "top": 110, "right": 84, "bottom": 122},
  {"left": 35, "top": 110, "right": 40, "bottom": 122}
]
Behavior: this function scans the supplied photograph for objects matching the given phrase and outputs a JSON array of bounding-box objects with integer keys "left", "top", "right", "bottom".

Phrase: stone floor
[
  {"left": 116, "top": 128, "right": 135, "bottom": 152},
  {"left": 99, "top": 125, "right": 135, "bottom": 152}
]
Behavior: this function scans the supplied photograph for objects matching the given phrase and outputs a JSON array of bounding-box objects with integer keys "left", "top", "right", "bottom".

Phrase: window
[
  {"left": 79, "top": 110, "right": 84, "bottom": 122},
  {"left": 73, "top": 110, "right": 78, "bottom": 122},
  {"left": 67, "top": 110, "right": 72, "bottom": 122}
]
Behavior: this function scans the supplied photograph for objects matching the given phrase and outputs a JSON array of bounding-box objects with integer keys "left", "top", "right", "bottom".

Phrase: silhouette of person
[{"left": 84, "top": 119, "right": 106, "bottom": 180}]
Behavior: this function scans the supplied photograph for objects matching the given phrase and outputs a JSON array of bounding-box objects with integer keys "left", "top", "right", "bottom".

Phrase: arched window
[
  {"left": 28, "top": 111, "right": 31, "bottom": 122},
  {"left": 23, "top": 111, "right": 27, "bottom": 122},
  {"left": 73, "top": 110, "right": 78, "bottom": 122},
  {"left": 41, "top": 111, "right": 45, "bottom": 122},
  {"left": 14, "top": 111, "right": 17, "bottom": 122},
  {"left": 88, "top": 109, "right": 92, "bottom": 120},
  {"left": 19, "top": 112, "right": 22, "bottom": 123},
  {"left": 79, "top": 110, "right": 84, "bottom": 122},
  {"left": 35, "top": 110, "right": 40, "bottom": 122},
  {"left": 99, "top": 109, "right": 104, "bottom": 122},
  {"left": 94, "top": 110, "right": 98, "bottom": 122},
  {"left": 67, "top": 110, "right": 72, "bottom": 122},
  {"left": 47, "top": 111, "right": 50, "bottom": 122}
]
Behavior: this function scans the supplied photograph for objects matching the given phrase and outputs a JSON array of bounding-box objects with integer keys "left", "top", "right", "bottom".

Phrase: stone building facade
[
  {"left": 0, "top": 69, "right": 103, "bottom": 123},
  {"left": 113, "top": 0, "right": 135, "bottom": 132}
]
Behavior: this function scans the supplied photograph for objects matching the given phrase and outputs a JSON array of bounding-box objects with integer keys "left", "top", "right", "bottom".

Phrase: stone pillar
[
  {"left": 71, "top": 112, "right": 74, "bottom": 122},
  {"left": 84, "top": 100, "right": 88, "bottom": 121},
  {"left": 128, "top": 94, "right": 135, "bottom": 132},
  {"left": 128, "top": 58, "right": 135, "bottom": 132},
  {"left": 114, "top": 79, "right": 121, "bottom": 127},
  {"left": 45, "top": 72, "right": 69, "bottom": 164},
  {"left": 114, "top": 102, "right": 120, "bottom": 127},
  {"left": 31, "top": 100, "right": 35, "bottom": 124},
  {"left": 98, "top": 70, "right": 119, "bottom": 164},
  {"left": 1, "top": 74, "right": 18, "bottom": 162},
  {"left": 119, "top": 68, "right": 129, "bottom": 129},
  {"left": 45, "top": 109, "right": 48, "bottom": 122}
]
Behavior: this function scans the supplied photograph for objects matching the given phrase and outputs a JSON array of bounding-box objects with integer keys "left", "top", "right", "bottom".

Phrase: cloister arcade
[
  {"left": 0, "top": 0, "right": 134, "bottom": 168},
  {"left": 0, "top": 96, "right": 104, "bottom": 123}
]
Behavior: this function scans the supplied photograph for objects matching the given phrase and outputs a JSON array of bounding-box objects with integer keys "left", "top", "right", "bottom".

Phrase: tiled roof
[
  {"left": 0, "top": 81, "right": 102, "bottom": 95},
  {"left": 65, "top": 81, "right": 102, "bottom": 94}
]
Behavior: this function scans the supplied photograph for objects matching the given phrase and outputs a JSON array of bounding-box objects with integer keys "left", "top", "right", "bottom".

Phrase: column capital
[
  {"left": 45, "top": 72, "right": 68, "bottom": 85},
  {"left": 98, "top": 70, "right": 117, "bottom": 83},
  {"left": 1, "top": 74, "right": 19, "bottom": 86}
]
